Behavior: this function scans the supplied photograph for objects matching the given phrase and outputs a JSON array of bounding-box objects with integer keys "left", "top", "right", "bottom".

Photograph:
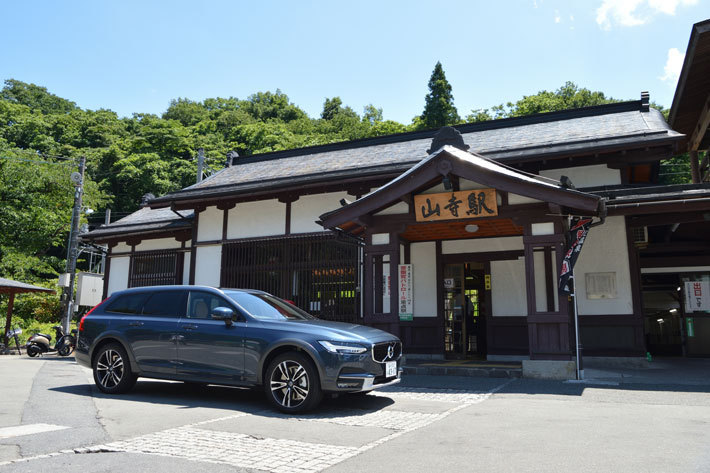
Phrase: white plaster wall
[
  {"left": 227, "top": 199, "right": 285, "bottom": 239},
  {"left": 540, "top": 165, "right": 621, "bottom": 188},
  {"left": 642, "top": 266, "right": 710, "bottom": 274},
  {"left": 419, "top": 183, "right": 447, "bottom": 195},
  {"left": 491, "top": 258, "right": 527, "bottom": 316},
  {"left": 532, "top": 251, "right": 558, "bottom": 312},
  {"left": 508, "top": 194, "right": 541, "bottom": 205},
  {"left": 113, "top": 242, "right": 131, "bottom": 253},
  {"left": 411, "top": 242, "right": 437, "bottom": 317},
  {"left": 575, "top": 216, "right": 633, "bottom": 315},
  {"left": 194, "top": 245, "right": 222, "bottom": 287},
  {"left": 134, "top": 238, "right": 182, "bottom": 251},
  {"left": 531, "top": 223, "right": 555, "bottom": 236},
  {"left": 371, "top": 233, "right": 390, "bottom": 245},
  {"left": 182, "top": 252, "right": 191, "bottom": 285},
  {"left": 459, "top": 178, "right": 485, "bottom": 190},
  {"left": 374, "top": 201, "right": 409, "bottom": 215},
  {"left": 291, "top": 192, "right": 355, "bottom": 234},
  {"left": 197, "top": 206, "right": 223, "bottom": 242},
  {"left": 107, "top": 257, "right": 130, "bottom": 296},
  {"left": 442, "top": 236, "right": 523, "bottom": 254}
]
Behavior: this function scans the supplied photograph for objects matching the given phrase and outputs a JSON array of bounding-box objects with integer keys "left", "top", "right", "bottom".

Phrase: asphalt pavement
[{"left": 0, "top": 355, "right": 708, "bottom": 473}]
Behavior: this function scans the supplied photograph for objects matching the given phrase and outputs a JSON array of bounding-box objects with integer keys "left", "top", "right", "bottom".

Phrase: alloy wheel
[
  {"left": 269, "top": 360, "right": 310, "bottom": 408},
  {"left": 96, "top": 349, "right": 124, "bottom": 389}
]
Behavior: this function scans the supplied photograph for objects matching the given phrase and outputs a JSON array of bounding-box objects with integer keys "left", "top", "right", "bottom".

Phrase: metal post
[
  {"left": 571, "top": 271, "right": 583, "bottom": 380},
  {"left": 196, "top": 148, "right": 204, "bottom": 183},
  {"left": 100, "top": 209, "right": 110, "bottom": 275},
  {"left": 61, "top": 156, "right": 85, "bottom": 333}
]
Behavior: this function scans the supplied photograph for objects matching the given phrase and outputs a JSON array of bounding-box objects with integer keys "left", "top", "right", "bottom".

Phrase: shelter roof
[
  {"left": 149, "top": 99, "right": 681, "bottom": 207},
  {"left": 0, "top": 278, "right": 55, "bottom": 295}
]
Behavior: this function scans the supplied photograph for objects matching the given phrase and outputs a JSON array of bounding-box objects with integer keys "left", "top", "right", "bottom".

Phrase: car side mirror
[{"left": 211, "top": 307, "right": 234, "bottom": 326}]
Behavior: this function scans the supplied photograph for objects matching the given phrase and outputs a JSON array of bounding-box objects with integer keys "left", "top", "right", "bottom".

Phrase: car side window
[
  {"left": 187, "top": 292, "right": 232, "bottom": 319},
  {"left": 105, "top": 293, "right": 149, "bottom": 314},
  {"left": 142, "top": 291, "right": 186, "bottom": 318}
]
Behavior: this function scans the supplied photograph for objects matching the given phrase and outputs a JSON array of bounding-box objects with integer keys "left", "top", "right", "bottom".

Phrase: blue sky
[{"left": 1, "top": 0, "right": 706, "bottom": 123}]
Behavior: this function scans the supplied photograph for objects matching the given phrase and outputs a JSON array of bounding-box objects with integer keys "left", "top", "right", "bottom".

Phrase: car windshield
[{"left": 224, "top": 291, "right": 315, "bottom": 321}]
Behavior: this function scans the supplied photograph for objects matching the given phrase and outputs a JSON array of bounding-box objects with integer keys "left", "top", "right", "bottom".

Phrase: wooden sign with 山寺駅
[{"left": 414, "top": 189, "right": 498, "bottom": 222}]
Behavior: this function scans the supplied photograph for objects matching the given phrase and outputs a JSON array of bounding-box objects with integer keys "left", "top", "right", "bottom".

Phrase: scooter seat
[{"left": 36, "top": 333, "right": 52, "bottom": 341}]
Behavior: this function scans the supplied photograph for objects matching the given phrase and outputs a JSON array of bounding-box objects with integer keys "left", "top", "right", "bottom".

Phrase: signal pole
[
  {"left": 61, "top": 156, "right": 86, "bottom": 333},
  {"left": 196, "top": 148, "right": 204, "bottom": 183}
]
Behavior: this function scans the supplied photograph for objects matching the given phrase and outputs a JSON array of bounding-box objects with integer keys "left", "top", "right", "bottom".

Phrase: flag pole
[{"left": 571, "top": 268, "right": 583, "bottom": 380}]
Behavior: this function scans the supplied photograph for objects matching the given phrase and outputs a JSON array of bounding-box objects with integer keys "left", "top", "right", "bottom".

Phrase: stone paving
[{"left": 69, "top": 384, "right": 499, "bottom": 473}]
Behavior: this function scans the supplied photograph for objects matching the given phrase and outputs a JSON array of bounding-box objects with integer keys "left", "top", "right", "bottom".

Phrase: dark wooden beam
[{"left": 689, "top": 93, "right": 710, "bottom": 152}]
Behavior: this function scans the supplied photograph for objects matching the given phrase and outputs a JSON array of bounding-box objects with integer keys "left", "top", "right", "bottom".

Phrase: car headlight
[{"left": 318, "top": 340, "right": 367, "bottom": 355}]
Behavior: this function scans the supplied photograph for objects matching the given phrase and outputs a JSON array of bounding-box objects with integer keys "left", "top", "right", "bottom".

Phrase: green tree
[{"left": 418, "top": 62, "right": 460, "bottom": 129}]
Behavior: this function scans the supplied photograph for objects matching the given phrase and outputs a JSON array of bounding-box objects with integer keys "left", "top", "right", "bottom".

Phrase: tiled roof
[
  {"left": 150, "top": 100, "right": 682, "bottom": 206},
  {"left": 0, "top": 278, "right": 55, "bottom": 294},
  {"left": 82, "top": 206, "right": 193, "bottom": 240}
]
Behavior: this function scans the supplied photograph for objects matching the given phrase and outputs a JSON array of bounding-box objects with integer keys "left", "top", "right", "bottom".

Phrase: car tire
[
  {"left": 92, "top": 343, "right": 137, "bottom": 394},
  {"left": 264, "top": 352, "right": 322, "bottom": 413}
]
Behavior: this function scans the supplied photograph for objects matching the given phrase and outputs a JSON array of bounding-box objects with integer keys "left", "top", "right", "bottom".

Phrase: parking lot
[{"left": 1, "top": 355, "right": 709, "bottom": 473}]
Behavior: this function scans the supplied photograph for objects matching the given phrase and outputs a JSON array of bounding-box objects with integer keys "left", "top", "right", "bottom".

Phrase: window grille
[
  {"left": 221, "top": 233, "right": 362, "bottom": 323},
  {"left": 129, "top": 250, "right": 183, "bottom": 288}
]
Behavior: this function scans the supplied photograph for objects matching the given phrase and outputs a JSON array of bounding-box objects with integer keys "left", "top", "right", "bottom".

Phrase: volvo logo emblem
[{"left": 387, "top": 343, "right": 395, "bottom": 360}]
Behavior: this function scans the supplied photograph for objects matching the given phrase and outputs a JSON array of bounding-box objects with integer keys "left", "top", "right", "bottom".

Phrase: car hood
[{"left": 257, "top": 319, "right": 398, "bottom": 344}]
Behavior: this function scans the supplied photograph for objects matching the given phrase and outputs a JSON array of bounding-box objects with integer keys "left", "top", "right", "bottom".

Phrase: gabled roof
[
  {"left": 319, "top": 145, "right": 603, "bottom": 231},
  {"left": 81, "top": 206, "right": 193, "bottom": 241},
  {"left": 149, "top": 99, "right": 681, "bottom": 208},
  {"left": 668, "top": 18, "right": 710, "bottom": 151}
]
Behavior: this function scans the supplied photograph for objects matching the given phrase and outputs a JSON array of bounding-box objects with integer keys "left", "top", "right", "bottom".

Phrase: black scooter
[{"left": 26, "top": 325, "right": 76, "bottom": 357}]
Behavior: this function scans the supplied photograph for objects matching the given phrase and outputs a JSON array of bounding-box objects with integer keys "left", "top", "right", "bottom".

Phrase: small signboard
[
  {"left": 444, "top": 278, "right": 455, "bottom": 290},
  {"left": 414, "top": 189, "right": 498, "bottom": 222},
  {"left": 684, "top": 281, "right": 710, "bottom": 312},
  {"left": 398, "top": 264, "right": 413, "bottom": 321}
]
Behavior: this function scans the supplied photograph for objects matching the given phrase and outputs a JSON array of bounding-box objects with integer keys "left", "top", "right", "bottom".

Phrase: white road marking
[{"left": 0, "top": 423, "right": 69, "bottom": 439}]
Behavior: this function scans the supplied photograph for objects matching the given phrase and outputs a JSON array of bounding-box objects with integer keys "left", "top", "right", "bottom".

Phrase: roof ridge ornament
[
  {"left": 640, "top": 91, "right": 650, "bottom": 112},
  {"left": 427, "top": 126, "right": 470, "bottom": 154}
]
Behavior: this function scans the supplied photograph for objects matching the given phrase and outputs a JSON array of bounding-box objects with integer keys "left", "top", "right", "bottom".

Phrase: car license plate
[{"left": 385, "top": 361, "right": 397, "bottom": 378}]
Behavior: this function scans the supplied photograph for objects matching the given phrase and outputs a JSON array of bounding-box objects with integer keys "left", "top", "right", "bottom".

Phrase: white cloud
[
  {"left": 660, "top": 47, "right": 685, "bottom": 84},
  {"left": 555, "top": 10, "right": 561, "bottom": 23},
  {"left": 596, "top": 0, "right": 698, "bottom": 30}
]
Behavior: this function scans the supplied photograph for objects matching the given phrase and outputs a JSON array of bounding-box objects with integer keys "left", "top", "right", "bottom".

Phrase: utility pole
[
  {"left": 61, "top": 156, "right": 86, "bottom": 333},
  {"left": 99, "top": 208, "right": 110, "bottom": 275},
  {"left": 196, "top": 148, "right": 204, "bottom": 183}
]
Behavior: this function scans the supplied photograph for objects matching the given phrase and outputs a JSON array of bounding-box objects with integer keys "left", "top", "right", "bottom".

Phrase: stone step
[{"left": 402, "top": 363, "right": 522, "bottom": 379}]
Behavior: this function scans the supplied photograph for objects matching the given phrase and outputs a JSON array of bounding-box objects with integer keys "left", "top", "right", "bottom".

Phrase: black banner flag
[{"left": 559, "top": 217, "right": 593, "bottom": 293}]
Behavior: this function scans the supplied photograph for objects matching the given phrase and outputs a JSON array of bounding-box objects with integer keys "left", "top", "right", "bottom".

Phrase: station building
[{"left": 84, "top": 20, "right": 710, "bottom": 369}]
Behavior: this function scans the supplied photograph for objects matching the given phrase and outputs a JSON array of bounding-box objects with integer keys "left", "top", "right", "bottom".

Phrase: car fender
[
  {"left": 90, "top": 331, "right": 141, "bottom": 374},
  {"left": 258, "top": 338, "right": 325, "bottom": 386}
]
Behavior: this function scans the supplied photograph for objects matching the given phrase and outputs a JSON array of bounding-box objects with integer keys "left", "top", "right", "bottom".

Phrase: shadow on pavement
[{"left": 50, "top": 379, "right": 395, "bottom": 418}]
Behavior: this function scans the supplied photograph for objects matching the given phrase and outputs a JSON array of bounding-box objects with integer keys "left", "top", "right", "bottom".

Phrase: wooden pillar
[
  {"left": 690, "top": 150, "right": 701, "bottom": 184},
  {"left": 3, "top": 292, "right": 16, "bottom": 352},
  {"left": 524, "top": 228, "right": 572, "bottom": 361}
]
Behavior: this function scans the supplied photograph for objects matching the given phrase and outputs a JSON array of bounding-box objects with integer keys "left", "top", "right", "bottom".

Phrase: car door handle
[
  {"left": 129, "top": 321, "right": 144, "bottom": 327},
  {"left": 182, "top": 324, "right": 198, "bottom": 331}
]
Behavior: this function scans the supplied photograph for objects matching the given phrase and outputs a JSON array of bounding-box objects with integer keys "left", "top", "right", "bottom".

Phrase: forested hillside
[{"left": 0, "top": 76, "right": 685, "bottom": 323}]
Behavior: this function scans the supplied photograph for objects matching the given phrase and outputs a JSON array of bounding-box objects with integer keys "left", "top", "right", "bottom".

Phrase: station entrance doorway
[{"left": 443, "top": 262, "right": 487, "bottom": 359}]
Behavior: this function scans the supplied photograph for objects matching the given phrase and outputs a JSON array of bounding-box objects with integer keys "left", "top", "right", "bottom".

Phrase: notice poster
[
  {"left": 684, "top": 281, "right": 710, "bottom": 312},
  {"left": 398, "top": 264, "right": 413, "bottom": 321}
]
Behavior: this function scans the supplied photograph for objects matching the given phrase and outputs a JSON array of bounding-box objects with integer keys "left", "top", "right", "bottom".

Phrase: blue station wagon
[{"left": 75, "top": 286, "right": 402, "bottom": 412}]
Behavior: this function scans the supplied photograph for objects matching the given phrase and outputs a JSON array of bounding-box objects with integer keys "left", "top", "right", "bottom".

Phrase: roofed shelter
[{"left": 1, "top": 278, "right": 55, "bottom": 353}]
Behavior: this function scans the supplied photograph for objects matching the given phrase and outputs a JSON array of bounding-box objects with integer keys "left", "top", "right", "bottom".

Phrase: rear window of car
[
  {"left": 142, "top": 291, "right": 186, "bottom": 317},
  {"left": 105, "top": 293, "right": 149, "bottom": 314}
]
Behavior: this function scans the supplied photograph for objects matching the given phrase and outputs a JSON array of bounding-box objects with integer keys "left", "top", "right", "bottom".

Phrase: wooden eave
[
  {"left": 669, "top": 18, "right": 710, "bottom": 151},
  {"left": 319, "top": 146, "right": 602, "bottom": 230}
]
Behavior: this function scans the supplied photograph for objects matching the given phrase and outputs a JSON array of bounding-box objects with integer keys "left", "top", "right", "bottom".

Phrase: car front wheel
[
  {"left": 264, "top": 352, "right": 322, "bottom": 413},
  {"left": 93, "top": 343, "right": 137, "bottom": 394}
]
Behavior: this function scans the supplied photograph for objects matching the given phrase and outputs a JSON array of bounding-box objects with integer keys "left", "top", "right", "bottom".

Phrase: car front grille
[{"left": 372, "top": 341, "right": 402, "bottom": 363}]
